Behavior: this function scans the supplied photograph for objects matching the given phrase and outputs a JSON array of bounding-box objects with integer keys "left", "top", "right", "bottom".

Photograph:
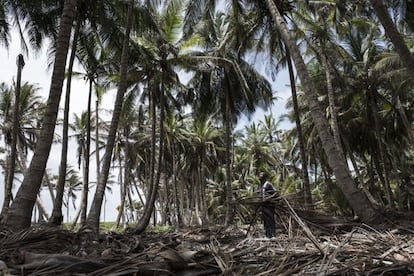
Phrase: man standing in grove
[{"left": 258, "top": 172, "right": 277, "bottom": 238}]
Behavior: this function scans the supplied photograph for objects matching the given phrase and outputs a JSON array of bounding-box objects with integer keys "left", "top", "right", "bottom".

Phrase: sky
[{"left": 0, "top": 30, "right": 292, "bottom": 223}]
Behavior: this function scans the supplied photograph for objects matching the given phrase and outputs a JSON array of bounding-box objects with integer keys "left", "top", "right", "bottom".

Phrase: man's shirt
[{"left": 260, "top": 181, "right": 276, "bottom": 200}]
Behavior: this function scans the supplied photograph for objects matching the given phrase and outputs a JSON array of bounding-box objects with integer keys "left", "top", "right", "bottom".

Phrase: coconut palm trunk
[
  {"left": 79, "top": 78, "right": 92, "bottom": 226},
  {"left": 2, "top": 0, "right": 77, "bottom": 230},
  {"left": 50, "top": 16, "right": 80, "bottom": 225},
  {"left": 95, "top": 98, "right": 100, "bottom": 181},
  {"left": 114, "top": 155, "right": 126, "bottom": 229},
  {"left": 286, "top": 51, "right": 312, "bottom": 208},
  {"left": 86, "top": 1, "right": 133, "bottom": 233},
  {"left": 199, "top": 146, "right": 209, "bottom": 228},
  {"left": 134, "top": 79, "right": 166, "bottom": 234},
  {"left": 0, "top": 54, "right": 24, "bottom": 219},
  {"left": 265, "top": 0, "right": 380, "bottom": 223},
  {"left": 322, "top": 53, "right": 345, "bottom": 158},
  {"left": 224, "top": 82, "right": 233, "bottom": 226},
  {"left": 171, "top": 143, "right": 183, "bottom": 226}
]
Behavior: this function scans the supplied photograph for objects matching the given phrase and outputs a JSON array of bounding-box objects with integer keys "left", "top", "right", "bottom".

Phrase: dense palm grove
[{"left": 0, "top": 0, "right": 414, "bottom": 235}]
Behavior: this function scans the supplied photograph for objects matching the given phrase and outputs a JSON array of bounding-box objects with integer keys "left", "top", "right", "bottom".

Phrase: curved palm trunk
[
  {"left": 265, "top": 0, "right": 380, "bottom": 223},
  {"left": 0, "top": 54, "right": 24, "bottom": 219},
  {"left": 134, "top": 83, "right": 157, "bottom": 231},
  {"left": 50, "top": 17, "right": 80, "bottom": 225},
  {"left": 370, "top": 0, "right": 414, "bottom": 84},
  {"left": 2, "top": 0, "right": 77, "bottom": 230},
  {"left": 286, "top": 51, "right": 312, "bottom": 208},
  {"left": 134, "top": 77, "right": 166, "bottom": 233},
  {"left": 86, "top": 2, "right": 133, "bottom": 234}
]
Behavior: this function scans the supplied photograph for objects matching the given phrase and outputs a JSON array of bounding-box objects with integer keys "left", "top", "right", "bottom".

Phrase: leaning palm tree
[
  {"left": 49, "top": 15, "right": 81, "bottom": 225},
  {"left": 264, "top": 0, "right": 380, "bottom": 223},
  {"left": 2, "top": 0, "right": 77, "bottom": 230}
]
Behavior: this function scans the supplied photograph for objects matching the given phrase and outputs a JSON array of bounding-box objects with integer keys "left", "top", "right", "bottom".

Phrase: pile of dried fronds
[{"left": 1, "top": 199, "right": 414, "bottom": 275}]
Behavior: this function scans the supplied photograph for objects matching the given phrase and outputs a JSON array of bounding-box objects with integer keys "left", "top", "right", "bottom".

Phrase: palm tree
[
  {"left": 264, "top": 0, "right": 380, "bottom": 223},
  {"left": 86, "top": 0, "right": 133, "bottom": 233},
  {"left": 2, "top": 0, "right": 77, "bottom": 230},
  {"left": 187, "top": 10, "right": 273, "bottom": 225},
  {"left": 50, "top": 14, "right": 81, "bottom": 225},
  {"left": 188, "top": 116, "right": 224, "bottom": 227},
  {"left": 0, "top": 80, "right": 45, "bottom": 219},
  {"left": 132, "top": 0, "right": 197, "bottom": 233},
  {"left": 0, "top": 54, "right": 24, "bottom": 218},
  {"left": 0, "top": 0, "right": 62, "bottom": 54},
  {"left": 50, "top": 166, "right": 82, "bottom": 223},
  {"left": 69, "top": 111, "right": 95, "bottom": 226},
  {"left": 370, "top": 0, "right": 414, "bottom": 84},
  {"left": 112, "top": 89, "right": 139, "bottom": 229}
]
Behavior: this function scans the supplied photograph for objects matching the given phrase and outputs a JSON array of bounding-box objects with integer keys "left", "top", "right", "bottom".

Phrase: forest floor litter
[{"left": 1, "top": 202, "right": 414, "bottom": 275}]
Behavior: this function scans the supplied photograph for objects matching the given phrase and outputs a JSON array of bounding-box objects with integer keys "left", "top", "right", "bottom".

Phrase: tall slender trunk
[
  {"left": 86, "top": 1, "right": 133, "bottom": 234},
  {"left": 322, "top": 53, "right": 345, "bottom": 158},
  {"left": 79, "top": 78, "right": 92, "bottom": 226},
  {"left": 134, "top": 81, "right": 165, "bottom": 233},
  {"left": 286, "top": 51, "right": 312, "bottom": 208},
  {"left": 199, "top": 146, "right": 208, "bottom": 228},
  {"left": 171, "top": 144, "right": 183, "bottom": 226},
  {"left": 0, "top": 54, "right": 25, "bottom": 220},
  {"left": 95, "top": 98, "right": 100, "bottom": 182},
  {"left": 2, "top": 0, "right": 77, "bottom": 230},
  {"left": 50, "top": 16, "right": 80, "bottom": 225},
  {"left": 224, "top": 86, "right": 233, "bottom": 226},
  {"left": 135, "top": 83, "right": 157, "bottom": 230},
  {"left": 265, "top": 0, "right": 380, "bottom": 223}
]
